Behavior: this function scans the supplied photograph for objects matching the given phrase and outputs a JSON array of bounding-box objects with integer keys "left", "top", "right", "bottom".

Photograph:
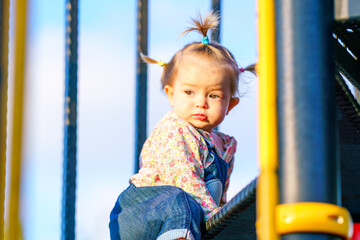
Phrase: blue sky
[{"left": 6, "top": 1, "right": 258, "bottom": 239}]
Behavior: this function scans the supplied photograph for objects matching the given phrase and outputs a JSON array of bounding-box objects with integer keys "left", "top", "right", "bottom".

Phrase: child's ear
[
  {"left": 227, "top": 97, "right": 239, "bottom": 115},
  {"left": 164, "top": 85, "right": 174, "bottom": 107}
]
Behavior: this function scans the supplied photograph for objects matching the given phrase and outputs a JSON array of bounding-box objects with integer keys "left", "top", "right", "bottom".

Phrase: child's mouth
[{"left": 193, "top": 114, "right": 207, "bottom": 121}]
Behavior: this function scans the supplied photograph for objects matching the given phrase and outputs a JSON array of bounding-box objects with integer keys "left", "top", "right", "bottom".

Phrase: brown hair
[{"left": 141, "top": 11, "right": 256, "bottom": 96}]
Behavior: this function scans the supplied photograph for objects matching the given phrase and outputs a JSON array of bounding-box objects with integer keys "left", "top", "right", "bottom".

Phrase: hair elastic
[
  {"left": 239, "top": 68, "right": 245, "bottom": 72},
  {"left": 157, "top": 60, "right": 166, "bottom": 67},
  {"left": 202, "top": 36, "right": 209, "bottom": 45}
]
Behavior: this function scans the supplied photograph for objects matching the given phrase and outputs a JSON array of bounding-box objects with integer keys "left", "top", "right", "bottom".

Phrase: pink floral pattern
[{"left": 130, "top": 111, "right": 237, "bottom": 221}]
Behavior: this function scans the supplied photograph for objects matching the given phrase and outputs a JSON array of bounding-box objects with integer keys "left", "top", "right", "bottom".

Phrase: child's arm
[{"left": 157, "top": 125, "right": 220, "bottom": 220}]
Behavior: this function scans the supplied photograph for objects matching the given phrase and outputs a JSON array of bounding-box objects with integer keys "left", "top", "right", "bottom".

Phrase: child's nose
[{"left": 196, "top": 96, "right": 208, "bottom": 108}]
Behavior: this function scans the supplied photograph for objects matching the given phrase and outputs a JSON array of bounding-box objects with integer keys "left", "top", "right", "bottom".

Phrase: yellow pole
[
  {"left": 8, "top": 0, "right": 27, "bottom": 239},
  {"left": 0, "top": 1, "right": 10, "bottom": 239},
  {"left": 256, "top": 0, "right": 279, "bottom": 239}
]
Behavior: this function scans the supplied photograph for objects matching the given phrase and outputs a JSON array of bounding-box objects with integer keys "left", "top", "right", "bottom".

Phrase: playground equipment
[
  {"left": 0, "top": 0, "right": 359, "bottom": 239},
  {"left": 61, "top": 0, "right": 78, "bottom": 239}
]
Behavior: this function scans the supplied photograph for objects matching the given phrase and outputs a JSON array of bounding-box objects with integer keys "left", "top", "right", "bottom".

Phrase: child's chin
[{"left": 191, "top": 122, "right": 212, "bottom": 131}]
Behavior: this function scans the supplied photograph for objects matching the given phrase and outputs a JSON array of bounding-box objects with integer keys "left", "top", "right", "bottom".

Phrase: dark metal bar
[
  {"left": 0, "top": 0, "right": 9, "bottom": 239},
  {"left": 61, "top": 0, "right": 78, "bottom": 239},
  {"left": 134, "top": 0, "right": 148, "bottom": 173},
  {"left": 333, "top": 17, "right": 360, "bottom": 91},
  {"left": 276, "top": 0, "right": 340, "bottom": 239},
  {"left": 211, "top": 0, "right": 221, "bottom": 132},
  {"left": 211, "top": 0, "right": 221, "bottom": 43},
  {"left": 204, "top": 178, "right": 257, "bottom": 239}
]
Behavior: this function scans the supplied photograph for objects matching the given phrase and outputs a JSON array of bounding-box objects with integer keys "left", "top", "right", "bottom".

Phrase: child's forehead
[
  {"left": 171, "top": 53, "right": 238, "bottom": 94},
  {"left": 178, "top": 62, "right": 224, "bottom": 77},
  {"left": 176, "top": 63, "right": 232, "bottom": 88}
]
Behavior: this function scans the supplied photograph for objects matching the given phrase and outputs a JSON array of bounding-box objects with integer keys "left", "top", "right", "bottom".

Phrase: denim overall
[
  {"left": 109, "top": 140, "right": 229, "bottom": 240},
  {"left": 204, "top": 140, "right": 229, "bottom": 206}
]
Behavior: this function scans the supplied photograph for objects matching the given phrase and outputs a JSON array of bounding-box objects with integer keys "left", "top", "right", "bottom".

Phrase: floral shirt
[{"left": 130, "top": 111, "right": 237, "bottom": 220}]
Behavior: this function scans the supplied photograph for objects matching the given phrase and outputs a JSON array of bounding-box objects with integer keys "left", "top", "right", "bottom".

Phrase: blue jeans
[{"left": 109, "top": 185, "right": 205, "bottom": 240}]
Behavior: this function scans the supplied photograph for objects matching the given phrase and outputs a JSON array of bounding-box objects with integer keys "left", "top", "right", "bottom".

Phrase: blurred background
[{"left": 4, "top": 0, "right": 258, "bottom": 239}]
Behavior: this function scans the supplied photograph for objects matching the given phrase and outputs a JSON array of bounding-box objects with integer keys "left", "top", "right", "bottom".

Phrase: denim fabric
[
  {"left": 205, "top": 178, "right": 223, "bottom": 206},
  {"left": 204, "top": 141, "right": 229, "bottom": 205},
  {"left": 109, "top": 185, "right": 205, "bottom": 240},
  {"left": 109, "top": 141, "right": 229, "bottom": 239}
]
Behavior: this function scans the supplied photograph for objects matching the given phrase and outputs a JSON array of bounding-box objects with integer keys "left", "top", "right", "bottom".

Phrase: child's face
[{"left": 164, "top": 60, "right": 239, "bottom": 133}]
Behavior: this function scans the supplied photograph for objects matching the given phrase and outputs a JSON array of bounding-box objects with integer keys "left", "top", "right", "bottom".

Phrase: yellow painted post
[
  {"left": 256, "top": 0, "right": 279, "bottom": 239},
  {"left": 0, "top": 1, "right": 10, "bottom": 239},
  {"left": 7, "top": 0, "right": 28, "bottom": 239}
]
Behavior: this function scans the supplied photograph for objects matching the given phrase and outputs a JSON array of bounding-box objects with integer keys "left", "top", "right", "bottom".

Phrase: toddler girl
[{"left": 109, "top": 11, "right": 255, "bottom": 240}]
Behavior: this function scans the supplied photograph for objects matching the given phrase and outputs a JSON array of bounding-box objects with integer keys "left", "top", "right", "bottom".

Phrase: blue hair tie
[{"left": 202, "top": 36, "right": 209, "bottom": 45}]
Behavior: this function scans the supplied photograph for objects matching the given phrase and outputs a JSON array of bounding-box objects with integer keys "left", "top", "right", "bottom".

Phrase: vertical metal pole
[
  {"left": 276, "top": 1, "right": 339, "bottom": 239},
  {"left": 211, "top": 0, "right": 221, "bottom": 132},
  {"left": 256, "top": 0, "right": 279, "bottom": 239},
  {"left": 335, "top": 0, "right": 349, "bottom": 19},
  {"left": 134, "top": 0, "right": 148, "bottom": 173},
  {"left": 61, "top": 0, "right": 78, "bottom": 239},
  {"left": 211, "top": 0, "right": 221, "bottom": 43},
  {"left": 8, "top": 0, "right": 27, "bottom": 239},
  {"left": 0, "top": 0, "right": 9, "bottom": 239}
]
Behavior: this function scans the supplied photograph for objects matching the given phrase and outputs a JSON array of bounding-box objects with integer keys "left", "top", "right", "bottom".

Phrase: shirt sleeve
[{"left": 155, "top": 123, "right": 220, "bottom": 220}]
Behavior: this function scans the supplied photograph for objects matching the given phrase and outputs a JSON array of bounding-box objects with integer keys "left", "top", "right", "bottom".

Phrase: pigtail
[
  {"left": 240, "top": 63, "right": 257, "bottom": 76},
  {"left": 140, "top": 52, "right": 166, "bottom": 67},
  {"left": 179, "top": 11, "right": 219, "bottom": 38}
]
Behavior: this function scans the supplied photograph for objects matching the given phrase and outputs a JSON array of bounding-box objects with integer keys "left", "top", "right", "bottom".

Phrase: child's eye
[
  {"left": 184, "top": 90, "right": 193, "bottom": 95},
  {"left": 209, "top": 94, "right": 219, "bottom": 99}
]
